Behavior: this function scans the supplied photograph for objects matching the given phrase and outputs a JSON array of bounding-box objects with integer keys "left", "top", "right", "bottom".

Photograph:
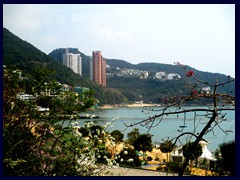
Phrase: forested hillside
[
  {"left": 49, "top": 48, "right": 235, "bottom": 104},
  {"left": 4, "top": 26, "right": 234, "bottom": 105},
  {"left": 106, "top": 62, "right": 235, "bottom": 103},
  {"left": 48, "top": 48, "right": 91, "bottom": 76},
  {"left": 3, "top": 28, "right": 82, "bottom": 86},
  {"left": 3, "top": 27, "right": 127, "bottom": 105}
]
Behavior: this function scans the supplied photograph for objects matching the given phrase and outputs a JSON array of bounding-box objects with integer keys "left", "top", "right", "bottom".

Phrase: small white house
[{"left": 202, "top": 86, "right": 211, "bottom": 94}]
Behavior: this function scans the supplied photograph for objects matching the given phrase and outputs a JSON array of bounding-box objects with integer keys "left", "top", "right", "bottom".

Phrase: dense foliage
[
  {"left": 110, "top": 130, "right": 124, "bottom": 144},
  {"left": 116, "top": 148, "right": 142, "bottom": 167},
  {"left": 5, "top": 26, "right": 234, "bottom": 106},
  {"left": 3, "top": 27, "right": 127, "bottom": 106},
  {"left": 48, "top": 45, "right": 235, "bottom": 105},
  {"left": 3, "top": 27, "right": 236, "bottom": 176},
  {"left": 108, "top": 77, "right": 190, "bottom": 103},
  {"left": 159, "top": 140, "right": 174, "bottom": 153},
  {"left": 133, "top": 134, "right": 153, "bottom": 153},
  {"left": 3, "top": 67, "right": 119, "bottom": 176},
  {"left": 182, "top": 142, "right": 202, "bottom": 161},
  {"left": 106, "top": 61, "right": 235, "bottom": 103},
  {"left": 215, "top": 141, "right": 235, "bottom": 176},
  {"left": 127, "top": 128, "right": 140, "bottom": 146}
]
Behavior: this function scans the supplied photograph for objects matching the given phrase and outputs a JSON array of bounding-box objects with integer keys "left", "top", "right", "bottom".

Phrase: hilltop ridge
[
  {"left": 49, "top": 48, "right": 235, "bottom": 104},
  {"left": 3, "top": 27, "right": 235, "bottom": 105}
]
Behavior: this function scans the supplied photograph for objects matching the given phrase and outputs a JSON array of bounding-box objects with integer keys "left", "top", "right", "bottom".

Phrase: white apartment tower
[{"left": 63, "top": 49, "right": 82, "bottom": 76}]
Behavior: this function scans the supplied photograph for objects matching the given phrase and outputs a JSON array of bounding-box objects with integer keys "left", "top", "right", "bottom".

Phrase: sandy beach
[{"left": 99, "top": 103, "right": 161, "bottom": 109}]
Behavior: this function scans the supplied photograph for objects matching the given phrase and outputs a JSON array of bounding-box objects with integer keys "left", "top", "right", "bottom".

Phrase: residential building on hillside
[
  {"left": 167, "top": 73, "right": 181, "bottom": 80},
  {"left": 90, "top": 51, "right": 106, "bottom": 87},
  {"left": 202, "top": 86, "right": 211, "bottom": 94},
  {"left": 155, "top": 71, "right": 167, "bottom": 79},
  {"left": 154, "top": 71, "right": 181, "bottom": 80},
  {"left": 63, "top": 49, "right": 82, "bottom": 76}
]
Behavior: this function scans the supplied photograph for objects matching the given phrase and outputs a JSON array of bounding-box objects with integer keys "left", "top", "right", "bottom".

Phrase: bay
[{"left": 59, "top": 106, "right": 235, "bottom": 152}]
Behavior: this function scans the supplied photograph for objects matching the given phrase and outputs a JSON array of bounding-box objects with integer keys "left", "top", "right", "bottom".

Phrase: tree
[
  {"left": 217, "top": 141, "right": 235, "bottom": 175},
  {"left": 127, "top": 128, "right": 140, "bottom": 146},
  {"left": 122, "top": 62, "right": 235, "bottom": 176},
  {"left": 3, "top": 66, "right": 118, "bottom": 176},
  {"left": 182, "top": 142, "right": 202, "bottom": 161},
  {"left": 182, "top": 141, "right": 202, "bottom": 173},
  {"left": 159, "top": 140, "right": 174, "bottom": 162},
  {"left": 110, "top": 130, "right": 124, "bottom": 144},
  {"left": 133, "top": 134, "right": 153, "bottom": 154}
]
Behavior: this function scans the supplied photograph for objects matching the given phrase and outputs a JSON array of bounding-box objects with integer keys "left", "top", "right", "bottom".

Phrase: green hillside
[
  {"left": 3, "top": 27, "right": 127, "bottom": 105},
  {"left": 3, "top": 28, "right": 81, "bottom": 86},
  {"left": 49, "top": 48, "right": 235, "bottom": 104},
  {"left": 49, "top": 48, "right": 235, "bottom": 88},
  {"left": 48, "top": 48, "right": 91, "bottom": 76},
  {"left": 107, "top": 61, "right": 233, "bottom": 85},
  {"left": 4, "top": 26, "right": 233, "bottom": 105},
  {"left": 106, "top": 62, "right": 234, "bottom": 103}
]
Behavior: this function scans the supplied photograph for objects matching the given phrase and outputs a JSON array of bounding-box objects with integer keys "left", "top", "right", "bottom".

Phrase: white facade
[
  {"left": 170, "top": 141, "right": 217, "bottom": 163},
  {"left": 63, "top": 53, "right": 82, "bottom": 76},
  {"left": 199, "top": 140, "right": 216, "bottom": 161},
  {"left": 155, "top": 71, "right": 166, "bottom": 79},
  {"left": 167, "top": 73, "right": 181, "bottom": 80},
  {"left": 155, "top": 71, "right": 181, "bottom": 80},
  {"left": 202, "top": 86, "right": 211, "bottom": 94}
]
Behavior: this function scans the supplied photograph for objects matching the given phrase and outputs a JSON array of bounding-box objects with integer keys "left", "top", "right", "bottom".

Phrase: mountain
[
  {"left": 49, "top": 48, "right": 235, "bottom": 104},
  {"left": 49, "top": 48, "right": 234, "bottom": 85},
  {"left": 48, "top": 48, "right": 91, "bottom": 76},
  {"left": 106, "top": 61, "right": 235, "bottom": 103},
  {"left": 107, "top": 61, "right": 230, "bottom": 85},
  {"left": 4, "top": 27, "right": 233, "bottom": 105},
  {"left": 3, "top": 28, "right": 81, "bottom": 85},
  {"left": 3, "top": 27, "right": 127, "bottom": 105}
]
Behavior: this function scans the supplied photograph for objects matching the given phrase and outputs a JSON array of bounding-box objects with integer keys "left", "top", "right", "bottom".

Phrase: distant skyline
[{"left": 3, "top": 4, "right": 235, "bottom": 77}]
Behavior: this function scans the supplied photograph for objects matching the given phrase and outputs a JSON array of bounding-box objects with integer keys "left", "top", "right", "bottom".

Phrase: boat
[{"left": 179, "top": 125, "right": 187, "bottom": 128}]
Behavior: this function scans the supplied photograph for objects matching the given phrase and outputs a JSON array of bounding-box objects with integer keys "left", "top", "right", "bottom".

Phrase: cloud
[
  {"left": 94, "top": 28, "right": 132, "bottom": 42},
  {"left": 3, "top": 4, "right": 42, "bottom": 32},
  {"left": 115, "top": 32, "right": 132, "bottom": 41},
  {"left": 40, "top": 36, "right": 59, "bottom": 46}
]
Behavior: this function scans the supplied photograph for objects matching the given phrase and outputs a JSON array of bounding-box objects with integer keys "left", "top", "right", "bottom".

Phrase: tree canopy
[
  {"left": 3, "top": 67, "right": 118, "bottom": 176},
  {"left": 182, "top": 142, "right": 202, "bottom": 161},
  {"left": 110, "top": 130, "right": 124, "bottom": 144},
  {"left": 133, "top": 134, "right": 153, "bottom": 153}
]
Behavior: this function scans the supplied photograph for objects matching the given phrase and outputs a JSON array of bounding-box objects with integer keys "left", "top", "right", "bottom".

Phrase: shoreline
[
  {"left": 98, "top": 104, "right": 214, "bottom": 109},
  {"left": 98, "top": 103, "right": 161, "bottom": 109}
]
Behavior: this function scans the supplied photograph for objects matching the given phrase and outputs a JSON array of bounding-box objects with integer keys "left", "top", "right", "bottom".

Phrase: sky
[{"left": 3, "top": 4, "right": 235, "bottom": 77}]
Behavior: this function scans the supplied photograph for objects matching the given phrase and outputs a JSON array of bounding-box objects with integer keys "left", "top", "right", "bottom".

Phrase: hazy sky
[{"left": 3, "top": 4, "right": 235, "bottom": 77}]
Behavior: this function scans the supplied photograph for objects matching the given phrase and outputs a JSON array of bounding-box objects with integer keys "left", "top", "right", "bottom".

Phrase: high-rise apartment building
[
  {"left": 63, "top": 49, "right": 82, "bottom": 76},
  {"left": 90, "top": 51, "right": 106, "bottom": 87}
]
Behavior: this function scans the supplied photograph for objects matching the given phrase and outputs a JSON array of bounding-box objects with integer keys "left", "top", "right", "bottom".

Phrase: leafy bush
[
  {"left": 133, "top": 134, "right": 153, "bottom": 153},
  {"left": 110, "top": 130, "right": 124, "bottom": 144},
  {"left": 182, "top": 142, "right": 202, "bottom": 161},
  {"left": 166, "top": 161, "right": 182, "bottom": 173},
  {"left": 116, "top": 148, "right": 142, "bottom": 167},
  {"left": 3, "top": 67, "right": 119, "bottom": 176}
]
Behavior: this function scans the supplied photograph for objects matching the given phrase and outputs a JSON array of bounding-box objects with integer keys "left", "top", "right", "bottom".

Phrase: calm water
[{"left": 59, "top": 106, "right": 235, "bottom": 152}]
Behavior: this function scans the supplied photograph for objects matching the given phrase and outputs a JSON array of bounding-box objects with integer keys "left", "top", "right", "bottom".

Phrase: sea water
[{"left": 59, "top": 106, "right": 235, "bottom": 152}]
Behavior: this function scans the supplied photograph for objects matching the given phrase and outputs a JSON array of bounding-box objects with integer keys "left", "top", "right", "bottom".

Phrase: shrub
[{"left": 116, "top": 148, "right": 142, "bottom": 167}]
